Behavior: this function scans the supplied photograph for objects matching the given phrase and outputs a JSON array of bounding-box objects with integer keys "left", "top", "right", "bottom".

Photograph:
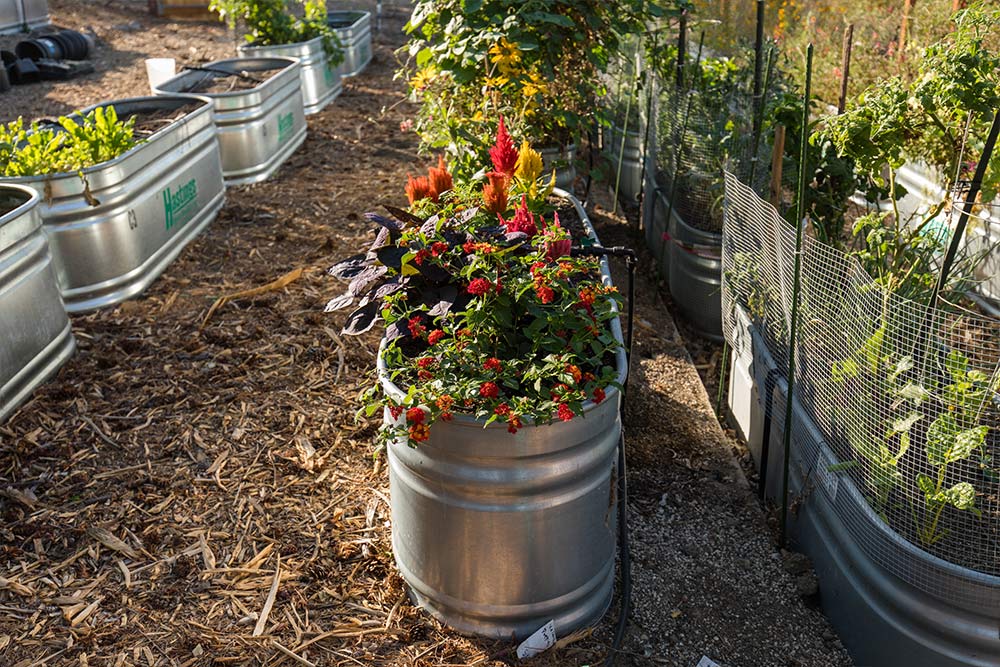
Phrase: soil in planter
[
  {"left": 184, "top": 67, "right": 284, "bottom": 95},
  {"left": 124, "top": 101, "right": 204, "bottom": 139}
]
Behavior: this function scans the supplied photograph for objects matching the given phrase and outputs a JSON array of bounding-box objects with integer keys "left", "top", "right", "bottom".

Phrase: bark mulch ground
[{"left": 2, "top": 2, "right": 851, "bottom": 666}]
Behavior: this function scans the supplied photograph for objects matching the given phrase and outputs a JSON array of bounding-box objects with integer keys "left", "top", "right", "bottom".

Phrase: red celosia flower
[
  {"left": 479, "top": 381, "right": 499, "bottom": 398},
  {"left": 417, "top": 357, "right": 435, "bottom": 368},
  {"left": 593, "top": 388, "right": 606, "bottom": 404},
  {"left": 427, "top": 155, "right": 453, "bottom": 200},
  {"left": 409, "top": 423, "right": 431, "bottom": 442},
  {"left": 468, "top": 278, "right": 493, "bottom": 296},
  {"left": 544, "top": 212, "right": 572, "bottom": 261},
  {"left": 484, "top": 357, "right": 503, "bottom": 373},
  {"left": 557, "top": 404, "right": 575, "bottom": 422},
  {"left": 482, "top": 171, "right": 509, "bottom": 214},
  {"left": 501, "top": 196, "right": 537, "bottom": 238},
  {"left": 408, "top": 316, "right": 426, "bottom": 338},
  {"left": 406, "top": 174, "right": 433, "bottom": 204},
  {"left": 406, "top": 407, "right": 426, "bottom": 424},
  {"left": 431, "top": 242, "right": 449, "bottom": 256},
  {"left": 414, "top": 248, "right": 432, "bottom": 265},
  {"left": 428, "top": 330, "right": 445, "bottom": 345},
  {"left": 489, "top": 116, "right": 519, "bottom": 177}
]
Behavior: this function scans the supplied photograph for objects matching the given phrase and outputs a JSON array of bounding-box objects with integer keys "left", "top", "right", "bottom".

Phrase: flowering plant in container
[{"left": 325, "top": 118, "right": 623, "bottom": 445}]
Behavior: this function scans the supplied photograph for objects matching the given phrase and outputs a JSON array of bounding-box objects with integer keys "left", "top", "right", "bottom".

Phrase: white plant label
[
  {"left": 696, "top": 657, "right": 722, "bottom": 667},
  {"left": 815, "top": 450, "right": 839, "bottom": 502},
  {"left": 516, "top": 620, "right": 556, "bottom": 660}
]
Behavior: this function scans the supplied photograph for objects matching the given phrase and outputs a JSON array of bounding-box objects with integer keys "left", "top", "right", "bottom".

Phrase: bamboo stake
[{"left": 838, "top": 24, "right": 854, "bottom": 114}]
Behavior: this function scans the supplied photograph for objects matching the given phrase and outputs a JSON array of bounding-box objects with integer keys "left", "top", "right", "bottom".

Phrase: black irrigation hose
[{"left": 572, "top": 245, "right": 637, "bottom": 667}]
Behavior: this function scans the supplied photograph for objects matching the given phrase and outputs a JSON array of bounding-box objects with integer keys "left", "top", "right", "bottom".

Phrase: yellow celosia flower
[
  {"left": 489, "top": 39, "right": 521, "bottom": 74},
  {"left": 515, "top": 141, "right": 543, "bottom": 183}
]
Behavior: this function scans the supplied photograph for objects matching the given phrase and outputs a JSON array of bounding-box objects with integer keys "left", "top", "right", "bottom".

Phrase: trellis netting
[{"left": 721, "top": 172, "right": 1000, "bottom": 610}]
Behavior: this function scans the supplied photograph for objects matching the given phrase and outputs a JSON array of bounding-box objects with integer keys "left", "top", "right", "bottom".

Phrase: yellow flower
[
  {"left": 484, "top": 75, "right": 510, "bottom": 89},
  {"left": 472, "top": 111, "right": 485, "bottom": 122},
  {"left": 410, "top": 66, "right": 437, "bottom": 91},
  {"left": 489, "top": 39, "right": 521, "bottom": 74},
  {"left": 515, "top": 141, "right": 543, "bottom": 183}
]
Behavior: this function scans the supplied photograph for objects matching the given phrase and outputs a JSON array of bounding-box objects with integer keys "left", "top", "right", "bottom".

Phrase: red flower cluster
[
  {"left": 533, "top": 272, "right": 555, "bottom": 304},
  {"left": 543, "top": 213, "right": 572, "bottom": 261},
  {"left": 467, "top": 278, "right": 494, "bottom": 296},
  {"left": 431, "top": 241, "right": 449, "bottom": 256},
  {"left": 593, "top": 387, "right": 606, "bottom": 404},
  {"left": 479, "top": 381, "right": 500, "bottom": 398},
  {"left": 408, "top": 316, "right": 426, "bottom": 338},
  {"left": 463, "top": 241, "right": 496, "bottom": 255},
  {"left": 484, "top": 357, "right": 503, "bottom": 373},
  {"left": 409, "top": 423, "right": 431, "bottom": 442},
  {"left": 417, "top": 357, "right": 435, "bottom": 368},
  {"left": 483, "top": 171, "right": 509, "bottom": 214},
  {"left": 428, "top": 330, "right": 445, "bottom": 345},
  {"left": 414, "top": 248, "right": 432, "bottom": 265},
  {"left": 406, "top": 155, "right": 454, "bottom": 204},
  {"left": 406, "top": 407, "right": 426, "bottom": 424},
  {"left": 557, "top": 404, "right": 575, "bottom": 422},
  {"left": 489, "top": 116, "right": 519, "bottom": 177},
  {"left": 388, "top": 405, "right": 403, "bottom": 420},
  {"left": 565, "top": 364, "right": 582, "bottom": 384},
  {"left": 501, "top": 196, "right": 538, "bottom": 238}
]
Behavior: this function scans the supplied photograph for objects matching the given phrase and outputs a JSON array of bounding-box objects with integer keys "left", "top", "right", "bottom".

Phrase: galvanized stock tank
[
  {"left": 155, "top": 57, "right": 307, "bottom": 185},
  {"left": 0, "top": 0, "right": 49, "bottom": 34},
  {"left": 381, "top": 191, "right": 627, "bottom": 639},
  {"left": 7, "top": 96, "right": 225, "bottom": 312},
  {"left": 603, "top": 123, "right": 643, "bottom": 202},
  {"left": 327, "top": 10, "right": 372, "bottom": 77},
  {"left": 0, "top": 184, "right": 75, "bottom": 423},
  {"left": 540, "top": 145, "right": 576, "bottom": 191},
  {"left": 238, "top": 36, "right": 341, "bottom": 115}
]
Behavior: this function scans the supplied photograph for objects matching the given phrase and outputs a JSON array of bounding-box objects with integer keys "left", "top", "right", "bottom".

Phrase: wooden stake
[
  {"left": 838, "top": 24, "right": 854, "bottom": 114},
  {"left": 899, "top": 0, "right": 916, "bottom": 62},
  {"left": 770, "top": 125, "right": 786, "bottom": 208}
]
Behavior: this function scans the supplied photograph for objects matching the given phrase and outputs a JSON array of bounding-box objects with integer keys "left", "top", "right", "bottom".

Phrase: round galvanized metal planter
[
  {"left": 641, "top": 175, "right": 670, "bottom": 280},
  {"left": 6, "top": 96, "right": 226, "bottom": 313},
  {"left": 155, "top": 57, "right": 308, "bottom": 185},
  {"left": 238, "top": 36, "right": 341, "bottom": 115},
  {"left": 379, "top": 191, "right": 627, "bottom": 640},
  {"left": 602, "top": 124, "right": 643, "bottom": 202},
  {"left": 539, "top": 145, "right": 576, "bottom": 191},
  {"left": 327, "top": 10, "right": 372, "bottom": 78},
  {"left": 0, "top": 184, "right": 75, "bottom": 424},
  {"left": 0, "top": 0, "right": 49, "bottom": 35},
  {"left": 761, "top": 375, "right": 1000, "bottom": 667},
  {"left": 667, "top": 203, "right": 722, "bottom": 340}
]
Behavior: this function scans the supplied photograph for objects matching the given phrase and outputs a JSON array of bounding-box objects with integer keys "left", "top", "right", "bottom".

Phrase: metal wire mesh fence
[{"left": 722, "top": 172, "right": 1000, "bottom": 605}]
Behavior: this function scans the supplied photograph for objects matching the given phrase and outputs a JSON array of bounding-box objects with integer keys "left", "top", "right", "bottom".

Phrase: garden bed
[{"left": 0, "top": 2, "right": 854, "bottom": 666}]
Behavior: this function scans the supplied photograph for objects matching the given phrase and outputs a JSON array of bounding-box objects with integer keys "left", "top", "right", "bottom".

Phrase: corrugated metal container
[
  {"left": 0, "top": 184, "right": 75, "bottom": 423},
  {"left": 0, "top": 0, "right": 49, "bottom": 35},
  {"left": 540, "top": 145, "right": 575, "bottom": 191},
  {"left": 763, "top": 377, "right": 1000, "bottom": 667},
  {"left": 668, "top": 205, "right": 723, "bottom": 340},
  {"left": 5, "top": 96, "right": 225, "bottom": 312},
  {"left": 146, "top": 0, "right": 215, "bottom": 20},
  {"left": 602, "top": 124, "right": 643, "bottom": 202},
  {"left": 327, "top": 10, "right": 371, "bottom": 77},
  {"left": 381, "top": 190, "right": 628, "bottom": 639},
  {"left": 155, "top": 57, "right": 307, "bottom": 185},
  {"left": 238, "top": 36, "right": 341, "bottom": 115}
]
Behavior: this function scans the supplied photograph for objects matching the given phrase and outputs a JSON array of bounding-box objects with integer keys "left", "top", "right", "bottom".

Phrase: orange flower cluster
[{"left": 406, "top": 156, "right": 454, "bottom": 204}]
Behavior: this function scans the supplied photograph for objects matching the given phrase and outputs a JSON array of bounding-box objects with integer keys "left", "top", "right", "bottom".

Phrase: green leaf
[
  {"left": 916, "top": 473, "right": 936, "bottom": 496},
  {"left": 941, "top": 482, "right": 977, "bottom": 511},
  {"left": 949, "top": 425, "right": 988, "bottom": 463},
  {"left": 891, "top": 412, "right": 922, "bottom": 434},
  {"left": 926, "top": 413, "right": 958, "bottom": 465},
  {"left": 945, "top": 349, "right": 970, "bottom": 383}
]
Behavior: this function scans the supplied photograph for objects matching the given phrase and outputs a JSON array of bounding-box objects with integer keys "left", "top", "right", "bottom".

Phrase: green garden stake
[{"left": 780, "top": 44, "right": 812, "bottom": 549}]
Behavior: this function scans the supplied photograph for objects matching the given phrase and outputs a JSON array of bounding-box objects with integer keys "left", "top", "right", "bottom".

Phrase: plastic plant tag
[
  {"left": 696, "top": 657, "right": 722, "bottom": 667},
  {"left": 516, "top": 620, "right": 556, "bottom": 660}
]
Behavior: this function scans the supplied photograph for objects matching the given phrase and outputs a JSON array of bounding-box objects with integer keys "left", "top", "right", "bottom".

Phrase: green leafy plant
[
  {"left": 401, "top": 0, "right": 668, "bottom": 177},
  {"left": 210, "top": 0, "right": 343, "bottom": 68},
  {"left": 0, "top": 107, "right": 137, "bottom": 178},
  {"left": 324, "top": 121, "right": 622, "bottom": 445}
]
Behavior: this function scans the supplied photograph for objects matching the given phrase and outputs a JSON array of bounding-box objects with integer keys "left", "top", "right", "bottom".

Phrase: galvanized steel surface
[
  {"left": 327, "top": 10, "right": 372, "bottom": 78},
  {"left": 0, "top": 184, "right": 74, "bottom": 423},
  {"left": 0, "top": 0, "right": 49, "bottom": 34},
  {"left": 602, "top": 124, "right": 643, "bottom": 201},
  {"left": 156, "top": 58, "right": 307, "bottom": 185},
  {"left": 380, "top": 191, "right": 627, "bottom": 639},
  {"left": 539, "top": 145, "right": 575, "bottom": 191},
  {"left": 5, "top": 96, "right": 226, "bottom": 312},
  {"left": 668, "top": 205, "right": 722, "bottom": 340},
  {"left": 237, "top": 37, "right": 341, "bottom": 115}
]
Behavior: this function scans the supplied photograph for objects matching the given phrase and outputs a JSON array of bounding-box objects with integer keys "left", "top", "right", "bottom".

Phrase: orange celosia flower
[
  {"left": 406, "top": 174, "right": 433, "bottom": 204},
  {"left": 427, "top": 155, "right": 453, "bottom": 201},
  {"left": 482, "top": 171, "right": 509, "bottom": 214},
  {"left": 489, "top": 116, "right": 519, "bottom": 177}
]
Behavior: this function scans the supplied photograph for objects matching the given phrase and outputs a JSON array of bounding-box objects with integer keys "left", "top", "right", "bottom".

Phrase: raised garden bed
[
  {"left": 238, "top": 35, "right": 341, "bottom": 115},
  {"left": 155, "top": 57, "right": 307, "bottom": 185},
  {"left": 5, "top": 96, "right": 225, "bottom": 312},
  {"left": 0, "top": 183, "right": 75, "bottom": 423},
  {"left": 327, "top": 9, "right": 371, "bottom": 78}
]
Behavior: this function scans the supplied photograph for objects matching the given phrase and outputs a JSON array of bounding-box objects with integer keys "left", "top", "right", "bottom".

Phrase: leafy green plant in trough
[
  {"left": 0, "top": 106, "right": 137, "bottom": 178},
  {"left": 210, "top": 0, "right": 343, "bottom": 68}
]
